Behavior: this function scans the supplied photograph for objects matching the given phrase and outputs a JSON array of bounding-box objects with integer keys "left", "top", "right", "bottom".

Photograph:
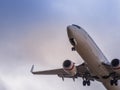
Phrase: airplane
[{"left": 31, "top": 24, "right": 120, "bottom": 90}]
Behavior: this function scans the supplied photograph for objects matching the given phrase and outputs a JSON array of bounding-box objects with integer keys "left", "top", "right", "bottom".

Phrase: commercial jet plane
[{"left": 31, "top": 24, "right": 120, "bottom": 90}]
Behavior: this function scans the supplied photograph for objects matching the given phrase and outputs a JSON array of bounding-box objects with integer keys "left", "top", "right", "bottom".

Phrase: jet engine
[
  {"left": 111, "top": 59, "right": 120, "bottom": 69},
  {"left": 63, "top": 60, "right": 77, "bottom": 76}
]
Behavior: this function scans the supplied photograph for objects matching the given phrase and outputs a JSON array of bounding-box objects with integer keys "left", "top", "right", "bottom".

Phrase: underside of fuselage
[{"left": 67, "top": 24, "right": 120, "bottom": 90}]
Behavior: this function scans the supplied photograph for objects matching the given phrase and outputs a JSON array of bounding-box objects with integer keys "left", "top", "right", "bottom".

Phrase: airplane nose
[
  {"left": 67, "top": 25, "right": 72, "bottom": 35},
  {"left": 67, "top": 25, "right": 73, "bottom": 39}
]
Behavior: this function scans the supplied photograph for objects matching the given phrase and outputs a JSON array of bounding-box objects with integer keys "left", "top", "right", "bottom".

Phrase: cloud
[
  {"left": 0, "top": 79, "right": 7, "bottom": 90},
  {"left": 1, "top": 0, "right": 120, "bottom": 90}
]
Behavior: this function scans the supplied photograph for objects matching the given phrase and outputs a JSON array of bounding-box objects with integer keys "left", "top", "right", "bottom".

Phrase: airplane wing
[
  {"left": 31, "top": 65, "right": 67, "bottom": 75},
  {"left": 30, "top": 63, "right": 94, "bottom": 80}
]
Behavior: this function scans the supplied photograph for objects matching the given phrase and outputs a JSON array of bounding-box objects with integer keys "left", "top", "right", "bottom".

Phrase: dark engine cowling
[
  {"left": 111, "top": 59, "right": 120, "bottom": 69},
  {"left": 63, "top": 60, "right": 77, "bottom": 76}
]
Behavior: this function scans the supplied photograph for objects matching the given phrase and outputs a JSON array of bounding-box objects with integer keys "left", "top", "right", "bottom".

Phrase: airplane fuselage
[{"left": 67, "top": 25, "right": 120, "bottom": 90}]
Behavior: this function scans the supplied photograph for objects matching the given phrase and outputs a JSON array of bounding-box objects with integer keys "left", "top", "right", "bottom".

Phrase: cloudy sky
[{"left": 1, "top": 0, "right": 120, "bottom": 90}]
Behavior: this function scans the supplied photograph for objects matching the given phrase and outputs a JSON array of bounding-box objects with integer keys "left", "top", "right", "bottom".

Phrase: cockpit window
[{"left": 72, "top": 24, "right": 81, "bottom": 29}]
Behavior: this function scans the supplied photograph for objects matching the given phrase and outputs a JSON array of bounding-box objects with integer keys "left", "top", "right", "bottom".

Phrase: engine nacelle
[
  {"left": 63, "top": 60, "right": 77, "bottom": 76},
  {"left": 111, "top": 59, "right": 120, "bottom": 69}
]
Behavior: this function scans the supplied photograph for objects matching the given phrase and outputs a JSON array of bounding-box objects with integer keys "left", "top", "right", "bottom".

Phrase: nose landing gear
[{"left": 71, "top": 47, "right": 76, "bottom": 51}]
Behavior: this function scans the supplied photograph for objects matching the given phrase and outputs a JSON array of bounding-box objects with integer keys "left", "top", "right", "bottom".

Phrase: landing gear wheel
[
  {"left": 110, "top": 80, "right": 114, "bottom": 86},
  {"left": 83, "top": 80, "right": 86, "bottom": 86},
  {"left": 71, "top": 47, "right": 75, "bottom": 51},
  {"left": 110, "top": 80, "right": 118, "bottom": 86},
  {"left": 83, "top": 80, "right": 91, "bottom": 86},
  {"left": 87, "top": 80, "right": 90, "bottom": 86},
  {"left": 114, "top": 80, "right": 118, "bottom": 86},
  {"left": 115, "top": 81, "right": 118, "bottom": 86}
]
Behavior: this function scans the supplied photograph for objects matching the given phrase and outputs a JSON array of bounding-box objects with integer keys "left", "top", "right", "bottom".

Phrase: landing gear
[
  {"left": 87, "top": 80, "right": 90, "bottom": 86},
  {"left": 82, "top": 72, "right": 92, "bottom": 86},
  {"left": 71, "top": 47, "right": 76, "bottom": 51},
  {"left": 110, "top": 73, "right": 118, "bottom": 86},
  {"left": 83, "top": 80, "right": 86, "bottom": 86},
  {"left": 102, "top": 72, "right": 119, "bottom": 86},
  {"left": 83, "top": 80, "right": 91, "bottom": 86},
  {"left": 110, "top": 79, "right": 118, "bottom": 86}
]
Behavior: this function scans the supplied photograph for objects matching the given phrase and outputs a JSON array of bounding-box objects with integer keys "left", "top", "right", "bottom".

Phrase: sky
[{"left": 1, "top": 0, "right": 120, "bottom": 90}]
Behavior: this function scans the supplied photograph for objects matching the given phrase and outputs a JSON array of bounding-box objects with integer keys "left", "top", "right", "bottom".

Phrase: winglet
[{"left": 31, "top": 65, "right": 34, "bottom": 74}]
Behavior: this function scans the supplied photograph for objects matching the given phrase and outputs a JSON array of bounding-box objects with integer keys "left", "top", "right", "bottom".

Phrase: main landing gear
[
  {"left": 82, "top": 76, "right": 91, "bottom": 86},
  {"left": 83, "top": 80, "right": 91, "bottom": 86},
  {"left": 102, "top": 72, "right": 118, "bottom": 86},
  {"left": 110, "top": 73, "right": 118, "bottom": 86},
  {"left": 110, "top": 79, "right": 118, "bottom": 86}
]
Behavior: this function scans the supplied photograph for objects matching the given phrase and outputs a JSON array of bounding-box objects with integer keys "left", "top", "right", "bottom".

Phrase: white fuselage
[{"left": 67, "top": 25, "right": 120, "bottom": 90}]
